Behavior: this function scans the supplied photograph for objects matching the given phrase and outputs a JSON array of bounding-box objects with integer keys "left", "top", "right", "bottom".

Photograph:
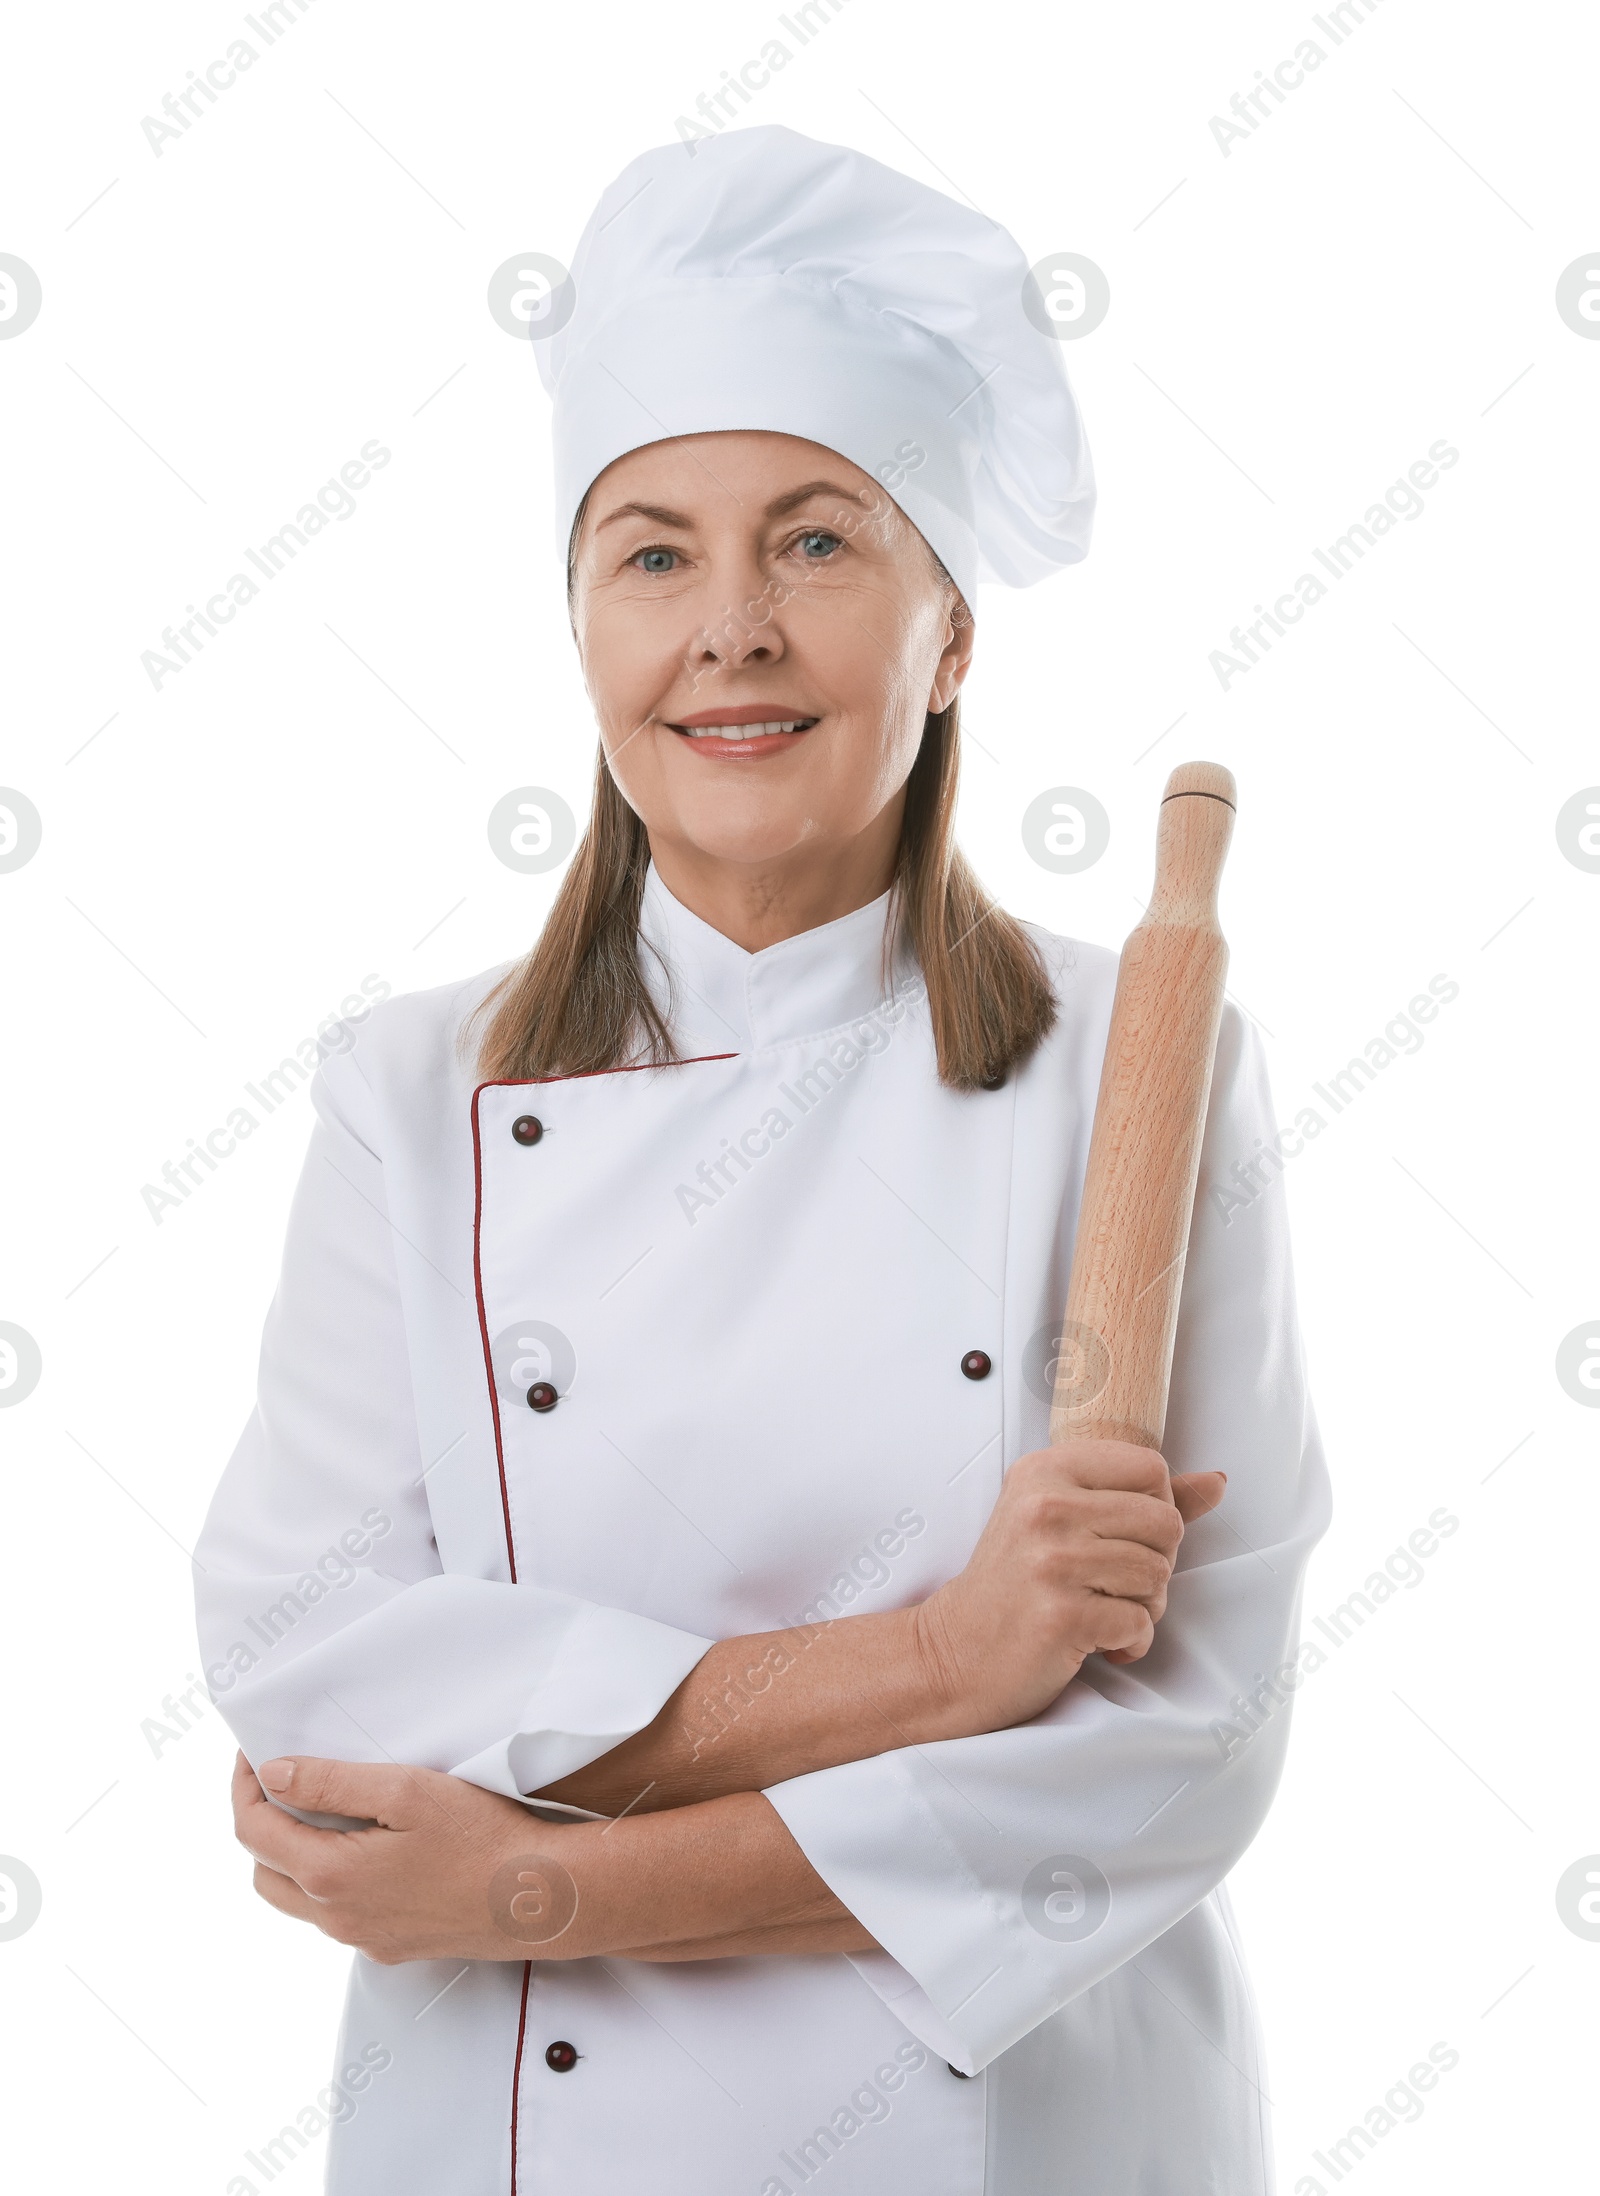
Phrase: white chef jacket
[{"left": 195, "top": 861, "right": 1332, "bottom": 2195}]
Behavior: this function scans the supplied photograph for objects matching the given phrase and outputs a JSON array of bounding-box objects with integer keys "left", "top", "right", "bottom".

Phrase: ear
[{"left": 928, "top": 593, "right": 976, "bottom": 715}]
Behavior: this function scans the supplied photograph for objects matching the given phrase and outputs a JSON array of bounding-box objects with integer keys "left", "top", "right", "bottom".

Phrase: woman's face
[{"left": 569, "top": 431, "right": 973, "bottom": 894}]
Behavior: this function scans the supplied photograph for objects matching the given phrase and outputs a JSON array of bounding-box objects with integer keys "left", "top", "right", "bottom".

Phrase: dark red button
[
  {"left": 526, "top": 1382, "right": 558, "bottom": 1412},
  {"left": 512, "top": 1115, "right": 544, "bottom": 1146},
  {"left": 961, "top": 1351, "right": 992, "bottom": 1381},
  {"left": 545, "top": 2040, "right": 578, "bottom": 2072}
]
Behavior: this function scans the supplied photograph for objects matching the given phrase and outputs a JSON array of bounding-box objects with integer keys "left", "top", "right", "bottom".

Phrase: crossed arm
[{"left": 236, "top": 1442, "right": 1225, "bottom": 1966}]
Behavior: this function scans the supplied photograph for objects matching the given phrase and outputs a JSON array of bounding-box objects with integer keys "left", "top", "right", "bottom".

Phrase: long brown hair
[{"left": 470, "top": 697, "right": 1057, "bottom": 1091}]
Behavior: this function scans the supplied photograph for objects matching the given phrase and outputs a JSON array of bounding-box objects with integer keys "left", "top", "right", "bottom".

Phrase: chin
[{"left": 663, "top": 812, "right": 826, "bottom": 867}]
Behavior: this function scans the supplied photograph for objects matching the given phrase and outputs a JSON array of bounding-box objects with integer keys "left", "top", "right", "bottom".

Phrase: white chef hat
[{"left": 534, "top": 124, "right": 1094, "bottom": 603}]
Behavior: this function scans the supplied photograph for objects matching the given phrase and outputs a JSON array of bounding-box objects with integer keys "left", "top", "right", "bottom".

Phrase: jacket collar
[{"left": 637, "top": 860, "right": 914, "bottom": 1053}]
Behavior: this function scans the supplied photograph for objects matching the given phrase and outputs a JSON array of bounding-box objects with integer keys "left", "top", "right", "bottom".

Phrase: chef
[{"left": 197, "top": 125, "right": 1332, "bottom": 2195}]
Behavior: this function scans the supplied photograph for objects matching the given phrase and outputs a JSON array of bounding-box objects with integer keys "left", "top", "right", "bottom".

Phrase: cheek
[
  {"left": 790, "top": 588, "right": 924, "bottom": 715},
  {"left": 848, "top": 603, "right": 947, "bottom": 735},
  {"left": 577, "top": 566, "right": 718, "bottom": 689},
  {"left": 578, "top": 605, "right": 664, "bottom": 725}
]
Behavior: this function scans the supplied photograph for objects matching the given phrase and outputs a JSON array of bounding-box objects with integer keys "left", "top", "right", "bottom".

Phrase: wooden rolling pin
[{"left": 1049, "top": 761, "right": 1237, "bottom": 1452}]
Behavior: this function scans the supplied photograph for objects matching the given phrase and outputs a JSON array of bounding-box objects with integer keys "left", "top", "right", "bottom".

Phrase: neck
[{"left": 646, "top": 804, "right": 903, "bottom": 952}]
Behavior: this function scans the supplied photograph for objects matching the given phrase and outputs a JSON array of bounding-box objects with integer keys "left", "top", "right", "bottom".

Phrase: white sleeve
[
  {"left": 763, "top": 1002, "right": 1333, "bottom": 2073},
  {"left": 193, "top": 1045, "right": 713, "bottom": 1804}
]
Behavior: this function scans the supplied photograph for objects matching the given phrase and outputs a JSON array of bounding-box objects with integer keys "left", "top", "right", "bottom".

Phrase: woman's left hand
[
  {"left": 234, "top": 1752, "right": 876, "bottom": 1966},
  {"left": 232, "top": 1752, "right": 582, "bottom": 1965}
]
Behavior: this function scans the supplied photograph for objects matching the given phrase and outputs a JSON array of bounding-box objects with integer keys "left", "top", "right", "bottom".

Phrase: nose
[{"left": 687, "top": 579, "right": 786, "bottom": 679}]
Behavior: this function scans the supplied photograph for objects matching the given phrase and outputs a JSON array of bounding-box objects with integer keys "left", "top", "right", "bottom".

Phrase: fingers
[
  {"left": 1010, "top": 1449, "right": 1176, "bottom": 1536},
  {"left": 1085, "top": 1490, "right": 1185, "bottom": 1556},
  {"left": 231, "top": 1749, "right": 261, "bottom": 1814},
  {"left": 1007, "top": 1469, "right": 1183, "bottom": 1556},
  {"left": 946, "top": 1440, "right": 1232, "bottom": 1705},
  {"left": 256, "top": 1754, "right": 423, "bottom": 1824},
  {"left": 1076, "top": 1592, "right": 1154, "bottom": 1660},
  {"left": 1170, "top": 1470, "right": 1228, "bottom": 1524},
  {"left": 1017, "top": 1447, "right": 1228, "bottom": 1548},
  {"left": 1041, "top": 1439, "right": 1171, "bottom": 1494},
  {"left": 1070, "top": 1537, "right": 1173, "bottom": 1604},
  {"left": 1026, "top": 1445, "right": 1230, "bottom": 1520},
  {"left": 1089, "top": 1482, "right": 1226, "bottom": 1660},
  {"left": 251, "top": 1859, "right": 324, "bottom": 1925},
  {"left": 1023, "top": 1489, "right": 1183, "bottom": 1571},
  {"left": 233, "top": 1748, "right": 283, "bottom": 1844},
  {"left": 233, "top": 1761, "right": 348, "bottom": 1881}
]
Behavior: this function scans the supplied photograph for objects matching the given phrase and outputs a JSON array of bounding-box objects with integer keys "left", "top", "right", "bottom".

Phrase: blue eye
[
  {"left": 796, "top": 530, "right": 841, "bottom": 560},
  {"left": 635, "top": 547, "right": 678, "bottom": 574}
]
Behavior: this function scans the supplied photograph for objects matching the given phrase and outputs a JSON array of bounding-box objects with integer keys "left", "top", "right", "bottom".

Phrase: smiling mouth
[{"left": 669, "top": 717, "right": 818, "bottom": 740}]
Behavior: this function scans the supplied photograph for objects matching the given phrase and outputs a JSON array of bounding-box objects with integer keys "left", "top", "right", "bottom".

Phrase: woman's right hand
[
  {"left": 535, "top": 1442, "right": 1227, "bottom": 1817},
  {"left": 909, "top": 1441, "right": 1227, "bottom": 1737}
]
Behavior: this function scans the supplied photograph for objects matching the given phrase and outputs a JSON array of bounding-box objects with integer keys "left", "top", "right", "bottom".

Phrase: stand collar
[{"left": 637, "top": 860, "right": 914, "bottom": 1053}]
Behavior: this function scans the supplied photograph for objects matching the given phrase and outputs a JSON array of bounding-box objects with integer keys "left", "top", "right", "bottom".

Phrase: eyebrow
[
  {"left": 593, "top": 480, "right": 870, "bottom": 534},
  {"left": 594, "top": 499, "right": 694, "bottom": 532},
  {"left": 763, "top": 479, "right": 871, "bottom": 519}
]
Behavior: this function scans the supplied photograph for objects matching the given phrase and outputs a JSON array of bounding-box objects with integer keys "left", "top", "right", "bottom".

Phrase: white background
[{"left": 1, "top": 2, "right": 1596, "bottom": 2189}]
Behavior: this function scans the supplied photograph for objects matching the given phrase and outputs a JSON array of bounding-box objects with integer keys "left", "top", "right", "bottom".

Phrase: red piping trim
[
  {"left": 470, "top": 1081, "right": 519, "bottom": 1585},
  {"left": 509, "top": 1958, "right": 532, "bottom": 2193},
  {"left": 469, "top": 1051, "right": 738, "bottom": 2196},
  {"left": 474, "top": 1054, "right": 737, "bottom": 1092},
  {"left": 469, "top": 1053, "right": 739, "bottom": 1589}
]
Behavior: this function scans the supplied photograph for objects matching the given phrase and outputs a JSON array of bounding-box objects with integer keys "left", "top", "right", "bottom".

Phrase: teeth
[{"left": 682, "top": 720, "right": 811, "bottom": 738}]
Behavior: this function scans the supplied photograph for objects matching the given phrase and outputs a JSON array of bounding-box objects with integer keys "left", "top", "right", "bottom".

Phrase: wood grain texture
[{"left": 1049, "top": 762, "right": 1237, "bottom": 1452}]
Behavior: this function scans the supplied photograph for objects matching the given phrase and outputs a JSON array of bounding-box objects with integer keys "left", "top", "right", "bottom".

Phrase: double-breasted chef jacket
[{"left": 195, "top": 860, "right": 1332, "bottom": 2194}]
